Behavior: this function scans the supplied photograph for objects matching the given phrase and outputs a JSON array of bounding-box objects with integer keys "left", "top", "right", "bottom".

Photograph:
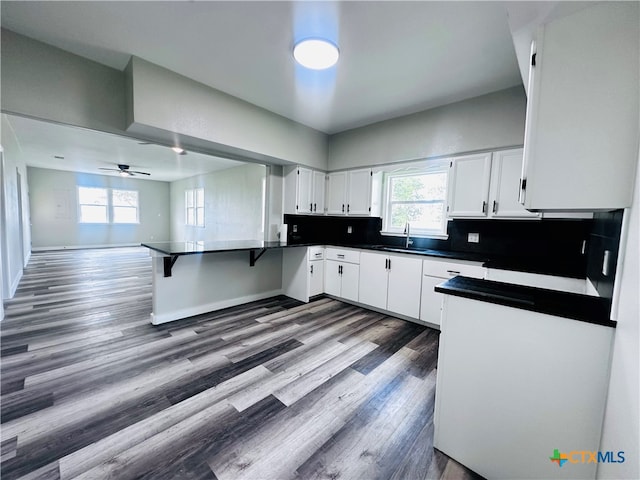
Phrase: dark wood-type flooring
[{"left": 1, "top": 247, "right": 481, "bottom": 480}]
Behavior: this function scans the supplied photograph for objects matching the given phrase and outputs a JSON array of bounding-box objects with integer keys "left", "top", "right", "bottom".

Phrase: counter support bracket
[
  {"left": 249, "top": 248, "right": 267, "bottom": 267},
  {"left": 163, "top": 255, "right": 180, "bottom": 277}
]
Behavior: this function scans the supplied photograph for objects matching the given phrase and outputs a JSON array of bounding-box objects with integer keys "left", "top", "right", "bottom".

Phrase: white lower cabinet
[
  {"left": 325, "top": 248, "right": 360, "bottom": 302},
  {"left": 358, "top": 251, "right": 423, "bottom": 319},
  {"left": 420, "top": 258, "right": 486, "bottom": 326},
  {"left": 434, "top": 295, "right": 614, "bottom": 479},
  {"left": 282, "top": 246, "right": 324, "bottom": 302}
]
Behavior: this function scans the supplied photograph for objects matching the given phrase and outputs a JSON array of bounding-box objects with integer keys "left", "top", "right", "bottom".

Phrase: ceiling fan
[{"left": 99, "top": 164, "right": 151, "bottom": 177}]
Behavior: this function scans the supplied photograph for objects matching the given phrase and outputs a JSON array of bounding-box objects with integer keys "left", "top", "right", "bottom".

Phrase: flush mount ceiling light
[
  {"left": 293, "top": 38, "right": 339, "bottom": 70},
  {"left": 171, "top": 146, "right": 185, "bottom": 154}
]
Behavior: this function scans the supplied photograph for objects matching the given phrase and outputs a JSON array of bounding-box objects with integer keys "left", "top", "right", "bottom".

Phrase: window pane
[
  {"left": 78, "top": 187, "right": 108, "bottom": 205},
  {"left": 186, "top": 208, "right": 195, "bottom": 225},
  {"left": 196, "top": 188, "right": 204, "bottom": 206},
  {"left": 196, "top": 207, "right": 204, "bottom": 227},
  {"left": 80, "top": 205, "right": 108, "bottom": 223},
  {"left": 113, "top": 206, "right": 138, "bottom": 223},
  {"left": 186, "top": 190, "right": 194, "bottom": 208},
  {"left": 112, "top": 189, "right": 138, "bottom": 207},
  {"left": 391, "top": 173, "right": 447, "bottom": 202},
  {"left": 390, "top": 203, "right": 445, "bottom": 231}
]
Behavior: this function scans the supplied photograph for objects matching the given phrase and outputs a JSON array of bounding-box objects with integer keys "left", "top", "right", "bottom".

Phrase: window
[
  {"left": 383, "top": 163, "right": 449, "bottom": 237},
  {"left": 185, "top": 188, "right": 205, "bottom": 226},
  {"left": 78, "top": 187, "right": 108, "bottom": 223},
  {"left": 112, "top": 189, "right": 139, "bottom": 224},
  {"left": 78, "top": 187, "right": 139, "bottom": 224}
]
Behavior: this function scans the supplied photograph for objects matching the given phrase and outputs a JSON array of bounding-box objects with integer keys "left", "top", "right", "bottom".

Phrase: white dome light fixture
[{"left": 293, "top": 38, "right": 339, "bottom": 70}]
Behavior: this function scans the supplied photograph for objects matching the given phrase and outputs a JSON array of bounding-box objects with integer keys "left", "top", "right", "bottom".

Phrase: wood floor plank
[{"left": 0, "top": 247, "right": 482, "bottom": 480}]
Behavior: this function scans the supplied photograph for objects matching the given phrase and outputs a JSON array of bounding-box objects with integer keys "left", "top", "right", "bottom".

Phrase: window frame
[
  {"left": 381, "top": 159, "right": 450, "bottom": 238},
  {"left": 111, "top": 188, "right": 140, "bottom": 224},
  {"left": 185, "top": 187, "right": 205, "bottom": 227}
]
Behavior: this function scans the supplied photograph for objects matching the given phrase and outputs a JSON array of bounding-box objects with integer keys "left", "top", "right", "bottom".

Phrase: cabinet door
[
  {"left": 309, "top": 260, "right": 324, "bottom": 297},
  {"left": 447, "top": 153, "right": 492, "bottom": 218},
  {"left": 387, "top": 255, "right": 423, "bottom": 318},
  {"left": 312, "top": 171, "right": 326, "bottom": 214},
  {"left": 420, "top": 275, "right": 445, "bottom": 326},
  {"left": 358, "top": 252, "right": 388, "bottom": 310},
  {"left": 489, "top": 149, "right": 540, "bottom": 219},
  {"left": 324, "top": 260, "right": 342, "bottom": 297},
  {"left": 297, "top": 167, "right": 313, "bottom": 214},
  {"left": 326, "top": 172, "right": 348, "bottom": 214},
  {"left": 521, "top": 3, "right": 638, "bottom": 210},
  {"left": 347, "top": 169, "right": 372, "bottom": 215},
  {"left": 340, "top": 263, "right": 360, "bottom": 302}
]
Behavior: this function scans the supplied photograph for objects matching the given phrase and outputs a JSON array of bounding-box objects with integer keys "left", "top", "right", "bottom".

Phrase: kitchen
[{"left": 1, "top": 2, "right": 638, "bottom": 479}]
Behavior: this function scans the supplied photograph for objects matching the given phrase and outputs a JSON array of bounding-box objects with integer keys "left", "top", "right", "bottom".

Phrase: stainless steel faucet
[{"left": 404, "top": 222, "right": 413, "bottom": 248}]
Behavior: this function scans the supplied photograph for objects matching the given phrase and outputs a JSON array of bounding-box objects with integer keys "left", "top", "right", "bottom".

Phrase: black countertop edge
[
  {"left": 435, "top": 276, "right": 616, "bottom": 328},
  {"left": 141, "top": 241, "right": 489, "bottom": 263}
]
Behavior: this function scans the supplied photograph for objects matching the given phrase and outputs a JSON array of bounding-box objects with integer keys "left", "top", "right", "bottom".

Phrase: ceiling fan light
[
  {"left": 171, "top": 146, "right": 185, "bottom": 154},
  {"left": 119, "top": 171, "right": 129, "bottom": 177},
  {"left": 293, "top": 38, "right": 339, "bottom": 70}
]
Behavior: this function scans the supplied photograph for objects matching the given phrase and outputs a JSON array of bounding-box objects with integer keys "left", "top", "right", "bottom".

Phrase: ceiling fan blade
[
  {"left": 130, "top": 171, "right": 151, "bottom": 176},
  {"left": 99, "top": 168, "right": 120, "bottom": 172}
]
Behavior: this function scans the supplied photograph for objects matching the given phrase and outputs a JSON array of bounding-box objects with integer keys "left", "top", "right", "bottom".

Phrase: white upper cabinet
[
  {"left": 326, "top": 171, "right": 347, "bottom": 214},
  {"left": 327, "top": 169, "right": 372, "bottom": 215},
  {"left": 489, "top": 149, "right": 540, "bottom": 219},
  {"left": 284, "top": 166, "right": 326, "bottom": 215},
  {"left": 448, "top": 149, "right": 540, "bottom": 219},
  {"left": 447, "top": 153, "right": 492, "bottom": 218},
  {"left": 520, "top": 2, "right": 639, "bottom": 211}
]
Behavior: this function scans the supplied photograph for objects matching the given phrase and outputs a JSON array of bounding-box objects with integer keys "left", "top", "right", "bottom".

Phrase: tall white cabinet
[{"left": 520, "top": 2, "right": 639, "bottom": 211}]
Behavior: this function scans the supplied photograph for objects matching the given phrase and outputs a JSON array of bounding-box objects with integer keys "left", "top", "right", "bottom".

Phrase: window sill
[{"left": 381, "top": 231, "right": 449, "bottom": 240}]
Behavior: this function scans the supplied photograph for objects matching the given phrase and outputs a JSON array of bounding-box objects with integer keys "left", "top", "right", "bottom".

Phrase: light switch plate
[
  {"left": 292, "top": 225, "right": 298, "bottom": 233},
  {"left": 468, "top": 232, "right": 480, "bottom": 243},
  {"left": 347, "top": 226, "right": 353, "bottom": 234}
]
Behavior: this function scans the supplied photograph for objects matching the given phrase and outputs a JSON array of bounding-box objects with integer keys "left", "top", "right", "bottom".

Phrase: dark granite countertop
[
  {"left": 141, "top": 240, "right": 313, "bottom": 256},
  {"left": 435, "top": 276, "right": 615, "bottom": 328},
  {"left": 141, "top": 240, "right": 489, "bottom": 263}
]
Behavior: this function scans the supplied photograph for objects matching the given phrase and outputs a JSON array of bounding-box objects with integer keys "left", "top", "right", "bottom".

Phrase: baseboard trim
[
  {"left": 32, "top": 243, "right": 141, "bottom": 252},
  {"left": 150, "top": 289, "right": 284, "bottom": 325}
]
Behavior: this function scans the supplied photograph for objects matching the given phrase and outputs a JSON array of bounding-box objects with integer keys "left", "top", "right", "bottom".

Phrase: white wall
[
  {"left": 598, "top": 150, "right": 640, "bottom": 479},
  {"left": 126, "top": 56, "right": 328, "bottom": 170},
  {"left": 327, "top": 86, "right": 527, "bottom": 171},
  {"left": 0, "top": 125, "right": 32, "bottom": 299},
  {"left": 170, "top": 163, "right": 267, "bottom": 242},
  {"left": 1, "top": 29, "right": 126, "bottom": 134},
  {"left": 28, "top": 167, "right": 170, "bottom": 249}
]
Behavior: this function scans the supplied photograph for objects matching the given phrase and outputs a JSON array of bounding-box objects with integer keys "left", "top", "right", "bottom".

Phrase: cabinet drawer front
[
  {"left": 422, "top": 258, "right": 485, "bottom": 279},
  {"left": 325, "top": 247, "right": 360, "bottom": 264},
  {"left": 308, "top": 247, "right": 325, "bottom": 261}
]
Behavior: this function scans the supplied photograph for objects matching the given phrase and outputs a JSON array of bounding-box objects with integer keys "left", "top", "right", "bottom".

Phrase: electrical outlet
[
  {"left": 292, "top": 225, "right": 298, "bottom": 233},
  {"left": 347, "top": 226, "right": 353, "bottom": 234},
  {"left": 468, "top": 232, "right": 480, "bottom": 243}
]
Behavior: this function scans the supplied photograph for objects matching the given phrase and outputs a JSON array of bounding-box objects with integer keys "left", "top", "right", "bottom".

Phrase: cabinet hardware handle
[
  {"left": 342, "top": 204, "right": 345, "bottom": 213},
  {"left": 339, "top": 265, "right": 343, "bottom": 275},
  {"left": 492, "top": 200, "right": 497, "bottom": 213},
  {"left": 385, "top": 258, "right": 388, "bottom": 269},
  {"left": 315, "top": 253, "right": 322, "bottom": 258},
  {"left": 310, "top": 203, "right": 313, "bottom": 211},
  {"left": 482, "top": 201, "right": 487, "bottom": 213},
  {"left": 313, "top": 203, "right": 317, "bottom": 212},
  {"left": 347, "top": 204, "right": 350, "bottom": 213},
  {"left": 310, "top": 265, "right": 314, "bottom": 274},
  {"left": 388, "top": 259, "right": 391, "bottom": 270},
  {"left": 446, "top": 270, "right": 461, "bottom": 275},
  {"left": 337, "top": 254, "right": 345, "bottom": 258}
]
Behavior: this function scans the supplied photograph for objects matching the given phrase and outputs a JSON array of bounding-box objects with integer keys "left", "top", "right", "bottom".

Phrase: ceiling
[
  {"left": 1, "top": 1, "right": 524, "bottom": 135},
  {"left": 2, "top": 115, "right": 245, "bottom": 182}
]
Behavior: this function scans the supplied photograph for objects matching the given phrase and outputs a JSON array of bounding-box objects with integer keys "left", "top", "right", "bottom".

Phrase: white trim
[
  {"left": 32, "top": 243, "right": 141, "bottom": 252},
  {"left": 151, "top": 289, "right": 283, "bottom": 325},
  {"left": 9, "top": 268, "right": 22, "bottom": 298}
]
